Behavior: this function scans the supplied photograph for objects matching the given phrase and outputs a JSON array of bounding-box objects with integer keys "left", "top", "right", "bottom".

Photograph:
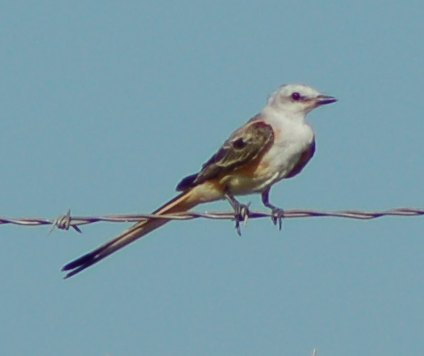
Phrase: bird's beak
[{"left": 316, "top": 94, "right": 337, "bottom": 106}]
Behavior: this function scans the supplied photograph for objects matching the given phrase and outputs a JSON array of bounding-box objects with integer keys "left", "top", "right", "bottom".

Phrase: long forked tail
[{"left": 62, "top": 190, "right": 197, "bottom": 278}]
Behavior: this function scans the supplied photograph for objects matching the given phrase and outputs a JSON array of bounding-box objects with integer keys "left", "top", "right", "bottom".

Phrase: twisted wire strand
[{"left": 0, "top": 207, "right": 422, "bottom": 233}]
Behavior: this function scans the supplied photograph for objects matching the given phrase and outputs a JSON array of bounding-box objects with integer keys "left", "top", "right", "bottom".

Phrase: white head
[{"left": 265, "top": 83, "right": 336, "bottom": 117}]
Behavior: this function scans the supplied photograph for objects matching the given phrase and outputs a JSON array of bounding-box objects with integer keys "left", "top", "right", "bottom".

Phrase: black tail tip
[{"left": 62, "top": 251, "right": 98, "bottom": 278}]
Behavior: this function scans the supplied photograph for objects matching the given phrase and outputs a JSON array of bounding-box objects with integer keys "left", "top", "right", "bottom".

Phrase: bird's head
[{"left": 266, "top": 83, "right": 337, "bottom": 116}]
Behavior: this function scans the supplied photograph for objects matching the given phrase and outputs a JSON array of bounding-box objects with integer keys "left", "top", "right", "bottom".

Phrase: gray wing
[{"left": 176, "top": 120, "right": 274, "bottom": 191}]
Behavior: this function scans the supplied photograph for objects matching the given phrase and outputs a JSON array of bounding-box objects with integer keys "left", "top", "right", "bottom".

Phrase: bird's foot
[
  {"left": 260, "top": 189, "right": 285, "bottom": 231},
  {"left": 224, "top": 192, "right": 250, "bottom": 236},
  {"left": 233, "top": 202, "right": 250, "bottom": 236},
  {"left": 270, "top": 207, "right": 285, "bottom": 230}
]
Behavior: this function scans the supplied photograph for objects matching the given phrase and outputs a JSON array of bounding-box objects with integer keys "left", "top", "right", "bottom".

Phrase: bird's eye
[{"left": 291, "top": 92, "right": 301, "bottom": 101}]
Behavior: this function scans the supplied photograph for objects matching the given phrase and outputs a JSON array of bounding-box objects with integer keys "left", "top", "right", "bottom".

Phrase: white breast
[{"left": 260, "top": 114, "right": 315, "bottom": 184}]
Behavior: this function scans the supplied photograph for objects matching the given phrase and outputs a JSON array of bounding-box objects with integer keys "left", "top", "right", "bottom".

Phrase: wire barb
[
  {"left": 0, "top": 207, "right": 422, "bottom": 233},
  {"left": 51, "top": 209, "right": 82, "bottom": 233}
]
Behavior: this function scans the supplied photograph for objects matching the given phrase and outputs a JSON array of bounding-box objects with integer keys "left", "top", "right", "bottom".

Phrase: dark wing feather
[
  {"left": 176, "top": 120, "right": 274, "bottom": 191},
  {"left": 285, "top": 139, "right": 315, "bottom": 178}
]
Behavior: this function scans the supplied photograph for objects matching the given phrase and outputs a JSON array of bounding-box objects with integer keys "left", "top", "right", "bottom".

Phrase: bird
[{"left": 62, "top": 83, "right": 337, "bottom": 278}]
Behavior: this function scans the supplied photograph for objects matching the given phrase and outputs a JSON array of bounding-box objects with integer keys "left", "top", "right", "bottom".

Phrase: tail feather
[{"left": 62, "top": 190, "right": 196, "bottom": 278}]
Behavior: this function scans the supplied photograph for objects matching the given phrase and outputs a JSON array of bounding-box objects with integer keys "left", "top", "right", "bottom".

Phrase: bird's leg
[
  {"left": 224, "top": 191, "right": 250, "bottom": 236},
  {"left": 261, "top": 188, "right": 284, "bottom": 230}
]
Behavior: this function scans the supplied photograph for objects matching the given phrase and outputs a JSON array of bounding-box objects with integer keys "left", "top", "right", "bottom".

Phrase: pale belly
[{"left": 221, "top": 151, "right": 300, "bottom": 195}]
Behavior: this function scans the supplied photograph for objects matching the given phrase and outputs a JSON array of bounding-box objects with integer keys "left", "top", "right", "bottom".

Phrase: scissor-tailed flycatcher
[{"left": 63, "top": 83, "right": 336, "bottom": 278}]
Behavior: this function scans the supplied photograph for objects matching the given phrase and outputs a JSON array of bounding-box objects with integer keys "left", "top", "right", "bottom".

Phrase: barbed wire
[{"left": 0, "top": 207, "right": 422, "bottom": 233}]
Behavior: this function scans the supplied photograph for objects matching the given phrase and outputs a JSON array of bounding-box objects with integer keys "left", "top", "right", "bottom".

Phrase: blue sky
[{"left": 1, "top": 1, "right": 423, "bottom": 355}]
